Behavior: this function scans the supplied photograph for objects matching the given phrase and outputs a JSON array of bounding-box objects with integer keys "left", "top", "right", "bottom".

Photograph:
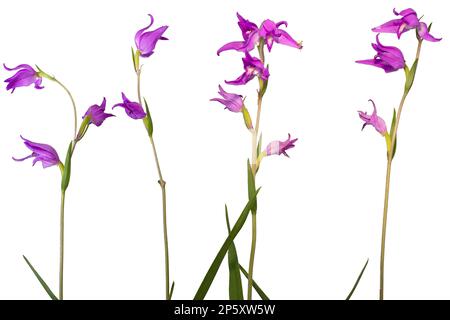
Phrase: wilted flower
[
  {"left": 217, "top": 13, "right": 302, "bottom": 55},
  {"left": 358, "top": 100, "right": 387, "bottom": 136},
  {"left": 113, "top": 93, "right": 147, "bottom": 119},
  {"left": 13, "top": 136, "right": 60, "bottom": 168},
  {"left": 135, "top": 14, "right": 169, "bottom": 57},
  {"left": 356, "top": 34, "right": 405, "bottom": 73},
  {"left": 225, "top": 52, "right": 269, "bottom": 85},
  {"left": 4, "top": 64, "right": 43, "bottom": 93},
  {"left": 372, "top": 8, "right": 441, "bottom": 42},
  {"left": 83, "top": 98, "right": 114, "bottom": 127},
  {"left": 264, "top": 134, "right": 298, "bottom": 157},
  {"left": 210, "top": 85, "right": 244, "bottom": 112}
]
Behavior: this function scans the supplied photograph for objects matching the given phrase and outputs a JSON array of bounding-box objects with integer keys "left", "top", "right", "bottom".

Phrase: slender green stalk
[
  {"left": 52, "top": 78, "right": 78, "bottom": 144},
  {"left": 59, "top": 191, "right": 66, "bottom": 300},
  {"left": 247, "top": 40, "right": 266, "bottom": 300},
  {"left": 379, "top": 39, "right": 422, "bottom": 300},
  {"left": 136, "top": 67, "right": 170, "bottom": 300}
]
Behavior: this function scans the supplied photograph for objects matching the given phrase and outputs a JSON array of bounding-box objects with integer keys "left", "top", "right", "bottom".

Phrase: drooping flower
[
  {"left": 259, "top": 19, "right": 303, "bottom": 52},
  {"left": 113, "top": 93, "right": 147, "bottom": 119},
  {"left": 217, "top": 13, "right": 302, "bottom": 55},
  {"left": 210, "top": 85, "right": 244, "bottom": 112},
  {"left": 13, "top": 136, "right": 60, "bottom": 168},
  {"left": 372, "top": 8, "right": 441, "bottom": 42},
  {"left": 358, "top": 100, "right": 387, "bottom": 136},
  {"left": 225, "top": 52, "right": 269, "bottom": 85},
  {"left": 4, "top": 64, "right": 43, "bottom": 93},
  {"left": 135, "top": 14, "right": 169, "bottom": 57},
  {"left": 264, "top": 134, "right": 298, "bottom": 157},
  {"left": 356, "top": 34, "right": 405, "bottom": 73},
  {"left": 83, "top": 98, "right": 114, "bottom": 127}
]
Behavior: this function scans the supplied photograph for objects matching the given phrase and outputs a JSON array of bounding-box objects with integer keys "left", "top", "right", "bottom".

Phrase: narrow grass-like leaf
[
  {"left": 143, "top": 98, "right": 153, "bottom": 137},
  {"left": 225, "top": 205, "right": 244, "bottom": 300},
  {"left": 389, "top": 109, "right": 397, "bottom": 159},
  {"left": 239, "top": 264, "right": 269, "bottom": 300},
  {"left": 169, "top": 281, "right": 175, "bottom": 300},
  {"left": 23, "top": 255, "right": 58, "bottom": 300},
  {"left": 256, "top": 133, "right": 262, "bottom": 158},
  {"left": 247, "top": 160, "right": 257, "bottom": 215},
  {"left": 194, "top": 189, "right": 261, "bottom": 300},
  {"left": 346, "top": 258, "right": 369, "bottom": 300}
]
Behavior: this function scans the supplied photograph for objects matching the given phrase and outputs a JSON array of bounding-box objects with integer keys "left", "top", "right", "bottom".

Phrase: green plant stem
[
  {"left": 59, "top": 190, "right": 66, "bottom": 300},
  {"left": 247, "top": 41, "right": 266, "bottom": 300},
  {"left": 137, "top": 68, "right": 170, "bottom": 300},
  {"left": 53, "top": 78, "right": 78, "bottom": 146},
  {"left": 379, "top": 39, "right": 422, "bottom": 300}
]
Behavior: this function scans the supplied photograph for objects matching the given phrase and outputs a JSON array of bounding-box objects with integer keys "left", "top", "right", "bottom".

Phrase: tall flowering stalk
[
  {"left": 356, "top": 8, "right": 441, "bottom": 300},
  {"left": 5, "top": 64, "right": 113, "bottom": 299},
  {"left": 113, "top": 14, "right": 172, "bottom": 299},
  {"left": 210, "top": 13, "right": 301, "bottom": 300}
]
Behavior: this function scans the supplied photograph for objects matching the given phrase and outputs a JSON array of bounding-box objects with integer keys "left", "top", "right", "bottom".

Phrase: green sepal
[
  {"left": 193, "top": 188, "right": 261, "bottom": 300},
  {"left": 143, "top": 98, "right": 153, "bottom": 137},
  {"left": 225, "top": 205, "right": 244, "bottom": 300},
  {"left": 61, "top": 142, "right": 73, "bottom": 192},
  {"left": 23, "top": 255, "right": 58, "bottom": 300}
]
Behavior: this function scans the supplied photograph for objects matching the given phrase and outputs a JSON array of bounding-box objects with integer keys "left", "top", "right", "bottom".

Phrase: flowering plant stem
[
  {"left": 379, "top": 38, "right": 422, "bottom": 300},
  {"left": 136, "top": 68, "right": 171, "bottom": 300},
  {"left": 247, "top": 41, "right": 266, "bottom": 300},
  {"left": 59, "top": 190, "right": 66, "bottom": 300}
]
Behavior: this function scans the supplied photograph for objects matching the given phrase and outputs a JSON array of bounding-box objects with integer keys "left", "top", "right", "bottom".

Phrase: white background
[{"left": 0, "top": 0, "right": 449, "bottom": 300}]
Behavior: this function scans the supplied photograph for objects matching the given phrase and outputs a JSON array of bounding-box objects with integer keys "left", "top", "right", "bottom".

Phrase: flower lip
[
  {"left": 225, "top": 52, "right": 269, "bottom": 85},
  {"left": 13, "top": 135, "right": 60, "bottom": 168},
  {"left": 4, "top": 63, "right": 43, "bottom": 93},
  {"left": 112, "top": 92, "right": 147, "bottom": 120}
]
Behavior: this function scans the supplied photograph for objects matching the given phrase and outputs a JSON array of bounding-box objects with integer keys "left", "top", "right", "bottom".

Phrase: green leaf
[
  {"left": 247, "top": 160, "right": 257, "bottom": 215},
  {"left": 405, "top": 59, "right": 418, "bottom": 94},
  {"left": 346, "top": 259, "right": 369, "bottom": 300},
  {"left": 239, "top": 264, "right": 269, "bottom": 300},
  {"left": 131, "top": 47, "right": 137, "bottom": 72},
  {"left": 389, "top": 109, "right": 397, "bottom": 159},
  {"left": 169, "top": 281, "right": 175, "bottom": 300},
  {"left": 23, "top": 255, "right": 58, "bottom": 300},
  {"left": 225, "top": 205, "right": 244, "bottom": 300},
  {"left": 143, "top": 98, "right": 153, "bottom": 137},
  {"left": 193, "top": 188, "right": 261, "bottom": 300},
  {"left": 61, "top": 142, "right": 73, "bottom": 192}
]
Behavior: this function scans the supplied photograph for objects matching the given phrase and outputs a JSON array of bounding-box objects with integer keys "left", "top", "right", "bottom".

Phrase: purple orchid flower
[
  {"left": 358, "top": 100, "right": 387, "bottom": 136},
  {"left": 265, "top": 134, "right": 298, "bottom": 157},
  {"left": 13, "top": 136, "right": 60, "bottom": 168},
  {"left": 225, "top": 52, "right": 270, "bottom": 85},
  {"left": 356, "top": 34, "right": 405, "bottom": 73},
  {"left": 373, "top": 8, "right": 441, "bottom": 42},
  {"left": 113, "top": 93, "right": 147, "bottom": 119},
  {"left": 210, "top": 85, "right": 244, "bottom": 112},
  {"left": 83, "top": 98, "right": 114, "bottom": 127},
  {"left": 217, "top": 13, "right": 301, "bottom": 55},
  {"left": 259, "top": 19, "right": 303, "bottom": 52},
  {"left": 4, "top": 64, "right": 43, "bottom": 93},
  {"left": 217, "top": 13, "right": 260, "bottom": 55},
  {"left": 135, "top": 14, "right": 168, "bottom": 58}
]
